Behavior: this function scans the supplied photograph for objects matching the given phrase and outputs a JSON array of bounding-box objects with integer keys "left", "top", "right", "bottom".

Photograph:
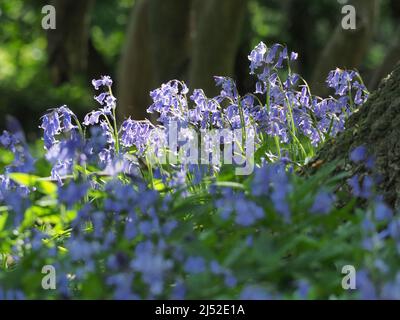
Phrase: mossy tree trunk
[{"left": 316, "top": 63, "right": 400, "bottom": 208}]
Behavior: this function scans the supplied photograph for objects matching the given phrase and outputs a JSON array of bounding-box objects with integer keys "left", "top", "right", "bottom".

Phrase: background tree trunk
[
  {"left": 117, "top": 0, "right": 191, "bottom": 120},
  {"left": 316, "top": 62, "right": 400, "bottom": 208},
  {"left": 189, "top": 0, "right": 248, "bottom": 96},
  {"left": 148, "top": 0, "right": 191, "bottom": 84},
  {"left": 286, "top": 0, "right": 317, "bottom": 79},
  {"left": 311, "top": 0, "right": 380, "bottom": 95},
  {"left": 118, "top": 0, "right": 248, "bottom": 118},
  {"left": 117, "top": 0, "right": 155, "bottom": 120},
  {"left": 369, "top": 1, "right": 400, "bottom": 90},
  {"left": 369, "top": 29, "right": 400, "bottom": 89},
  {"left": 47, "top": 0, "right": 94, "bottom": 85}
]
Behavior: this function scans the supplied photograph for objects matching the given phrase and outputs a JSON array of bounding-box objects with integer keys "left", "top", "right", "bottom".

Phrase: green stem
[{"left": 108, "top": 87, "right": 120, "bottom": 154}]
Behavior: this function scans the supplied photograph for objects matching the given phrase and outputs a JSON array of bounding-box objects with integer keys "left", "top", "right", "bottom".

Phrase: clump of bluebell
[
  {"left": 2, "top": 43, "right": 399, "bottom": 300},
  {"left": 36, "top": 42, "right": 369, "bottom": 185}
]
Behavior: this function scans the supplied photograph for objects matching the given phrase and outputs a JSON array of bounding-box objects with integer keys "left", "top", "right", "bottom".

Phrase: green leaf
[
  {"left": 0, "top": 213, "right": 8, "bottom": 232},
  {"left": 213, "top": 181, "right": 245, "bottom": 190},
  {"left": 9, "top": 173, "right": 57, "bottom": 195},
  {"left": 9, "top": 172, "right": 39, "bottom": 186}
]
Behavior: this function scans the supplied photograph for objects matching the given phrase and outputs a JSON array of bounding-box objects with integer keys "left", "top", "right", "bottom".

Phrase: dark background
[{"left": 0, "top": 0, "right": 398, "bottom": 139}]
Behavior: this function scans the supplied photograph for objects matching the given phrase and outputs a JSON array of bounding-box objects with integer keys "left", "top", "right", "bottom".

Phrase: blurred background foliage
[{"left": 0, "top": 0, "right": 398, "bottom": 139}]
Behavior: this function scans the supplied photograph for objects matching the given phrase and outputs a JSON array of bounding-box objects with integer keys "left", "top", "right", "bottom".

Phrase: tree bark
[
  {"left": 189, "top": 0, "right": 248, "bottom": 96},
  {"left": 148, "top": 0, "right": 191, "bottom": 84},
  {"left": 117, "top": 0, "right": 155, "bottom": 120},
  {"left": 47, "top": 0, "right": 95, "bottom": 85},
  {"left": 316, "top": 62, "right": 400, "bottom": 208},
  {"left": 117, "top": 0, "right": 191, "bottom": 120},
  {"left": 286, "top": 0, "right": 317, "bottom": 78},
  {"left": 311, "top": 0, "right": 380, "bottom": 95}
]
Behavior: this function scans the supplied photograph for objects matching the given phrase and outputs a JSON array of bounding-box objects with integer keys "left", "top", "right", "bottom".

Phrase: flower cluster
[{"left": 4, "top": 42, "right": 400, "bottom": 301}]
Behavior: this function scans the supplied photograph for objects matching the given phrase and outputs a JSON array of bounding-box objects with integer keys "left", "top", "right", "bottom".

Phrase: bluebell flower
[
  {"left": 0, "top": 131, "right": 13, "bottom": 149},
  {"left": 0, "top": 289, "right": 25, "bottom": 300},
  {"left": 248, "top": 42, "right": 267, "bottom": 74},
  {"left": 224, "top": 274, "right": 237, "bottom": 288},
  {"left": 350, "top": 146, "right": 367, "bottom": 163},
  {"left": 171, "top": 280, "right": 186, "bottom": 300},
  {"left": 94, "top": 92, "right": 107, "bottom": 105},
  {"left": 234, "top": 196, "right": 264, "bottom": 227},
  {"left": 210, "top": 260, "right": 224, "bottom": 275},
  {"left": 120, "top": 118, "right": 151, "bottom": 153},
  {"left": 184, "top": 256, "right": 206, "bottom": 274},
  {"left": 40, "top": 106, "right": 78, "bottom": 150},
  {"left": 83, "top": 110, "right": 103, "bottom": 126},
  {"left": 348, "top": 175, "right": 374, "bottom": 199},
  {"left": 374, "top": 201, "right": 393, "bottom": 221},
  {"left": 357, "top": 270, "right": 377, "bottom": 300},
  {"left": 92, "top": 75, "right": 113, "bottom": 90},
  {"left": 106, "top": 273, "right": 138, "bottom": 300},
  {"left": 162, "top": 220, "right": 178, "bottom": 236},
  {"left": 310, "top": 191, "right": 336, "bottom": 215},
  {"left": 58, "top": 105, "right": 77, "bottom": 132},
  {"left": 214, "top": 76, "right": 239, "bottom": 101},
  {"left": 296, "top": 280, "right": 310, "bottom": 299},
  {"left": 362, "top": 217, "right": 375, "bottom": 232},
  {"left": 130, "top": 240, "right": 173, "bottom": 295},
  {"left": 147, "top": 80, "right": 189, "bottom": 124},
  {"left": 58, "top": 182, "right": 89, "bottom": 209},
  {"left": 382, "top": 273, "right": 400, "bottom": 299},
  {"left": 40, "top": 111, "right": 61, "bottom": 149}
]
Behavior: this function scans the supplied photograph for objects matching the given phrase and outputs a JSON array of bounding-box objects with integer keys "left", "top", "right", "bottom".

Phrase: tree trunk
[
  {"left": 311, "top": 0, "right": 380, "bottom": 95},
  {"left": 286, "top": 0, "right": 317, "bottom": 78},
  {"left": 117, "top": 0, "right": 191, "bottom": 120},
  {"left": 316, "top": 62, "right": 400, "bottom": 208},
  {"left": 369, "top": 1, "right": 400, "bottom": 90},
  {"left": 47, "top": 0, "right": 94, "bottom": 85},
  {"left": 189, "top": 0, "right": 248, "bottom": 96},
  {"left": 117, "top": 0, "right": 155, "bottom": 120},
  {"left": 148, "top": 0, "right": 191, "bottom": 84}
]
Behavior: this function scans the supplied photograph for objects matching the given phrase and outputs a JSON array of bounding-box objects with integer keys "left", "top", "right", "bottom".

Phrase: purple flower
[
  {"left": 374, "top": 201, "right": 393, "bottom": 221},
  {"left": 92, "top": 76, "right": 113, "bottom": 90},
  {"left": 94, "top": 92, "right": 107, "bottom": 105},
  {"left": 248, "top": 42, "right": 267, "bottom": 74},
  {"left": 357, "top": 270, "right": 377, "bottom": 300},
  {"left": 214, "top": 76, "right": 239, "bottom": 101},
  {"left": 58, "top": 182, "right": 89, "bottom": 208},
  {"left": 310, "top": 191, "right": 336, "bottom": 215},
  {"left": 58, "top": 106, "right": 77, "bottom": 132},
  {"left": 40, "top": 111, "right": 61, "bottom": 149},
  {"left": 130, "top": 241, "right": 173, "bottom": 295},
  {"left": 83, "top": 110, "right": 103, "bottom": 126},
  {"left": 234, "top": 197, "right": 264, "bottom": 226},
  {"left": 184, "top": 256, "right": 206, "bottom": 274},
  {"left": 348, "top": 175, "right": 374, "bottom": 199},
  {"left": 147, "top": 80, "right": 189, "bottom": 124},
  {"left": 350, "top": 146, "right": 367, "bottom": 163},
  {"left": 296, "top": 280, "right": 310, "bottom": 299},
  {"left": 120, "top": 119, "right": 151, "bottom": 153}
]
